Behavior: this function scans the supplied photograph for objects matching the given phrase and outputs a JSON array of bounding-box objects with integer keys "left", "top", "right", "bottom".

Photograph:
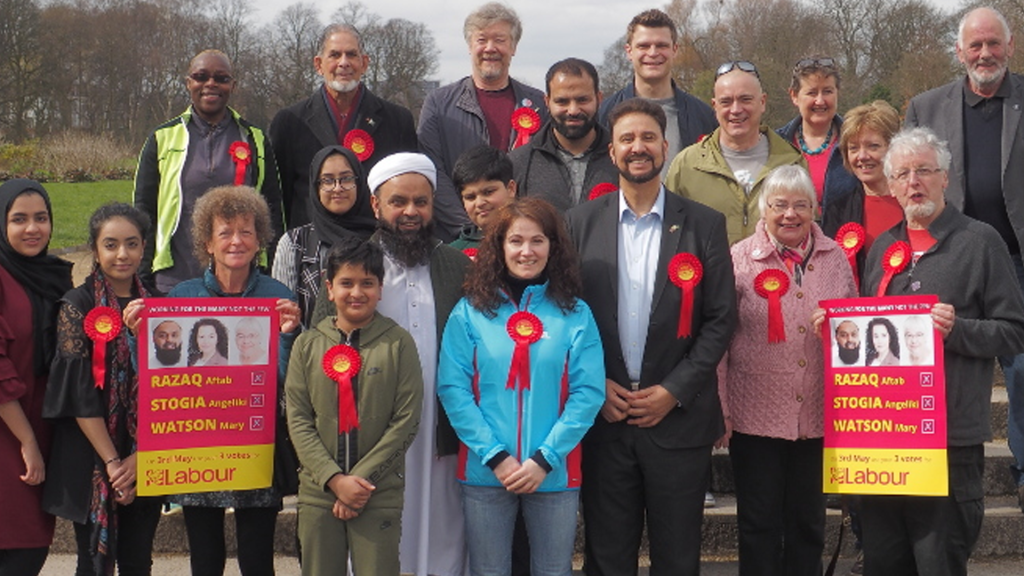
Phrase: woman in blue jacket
[{"left": 438, "top": 198, "right": 604, "bottom": 576}]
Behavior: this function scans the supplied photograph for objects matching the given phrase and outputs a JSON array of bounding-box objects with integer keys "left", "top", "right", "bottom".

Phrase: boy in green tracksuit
[{"left": 285, "top": 239, "right": 423, "bottom": 576}]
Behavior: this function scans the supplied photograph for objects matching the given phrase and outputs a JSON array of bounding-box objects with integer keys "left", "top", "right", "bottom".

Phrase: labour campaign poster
[
  {"left": 136, "top": 298, "right": 279, "bottom": 496},
  {"left": 821, "top": 295, "right": 947, "bottom": 496}
]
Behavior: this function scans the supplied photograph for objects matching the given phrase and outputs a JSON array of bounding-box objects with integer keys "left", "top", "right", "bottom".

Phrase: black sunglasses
[
  {"left": 715, "top": 60, "right": 759, "bottom": 79},
  {"left": 794, "top": 57, "right": 836, "bottom": 70},
  {"left": 188, "top": 72, "right": 233, "bottom": 84}
]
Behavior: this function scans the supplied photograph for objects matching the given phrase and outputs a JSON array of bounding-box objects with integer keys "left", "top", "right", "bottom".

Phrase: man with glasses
[
  {"left": 598, "top": 8, "right": 715, "bottom": 179},
  {"left": 859, "top": 126, "right": 1024, "bottom": 575},
  {"left": 133, "top": 49, "right": 283, "bottom": 294},
  {"left": 665, "top": 60, "right": 805, "bottom": 245},
  {"left": 270, "top": 24, "right": 418, "bottom": 229},
  {"left": 905, "top": 6, "right": 1024, "bottom": 513}
]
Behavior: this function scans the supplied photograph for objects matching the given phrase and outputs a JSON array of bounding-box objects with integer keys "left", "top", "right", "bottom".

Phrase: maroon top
[
  {"left": 476, "top": 85, "right": 515, "bottom": 150},
  {"left": 0, "top": 264, "right": 55, "bottom": 548}
]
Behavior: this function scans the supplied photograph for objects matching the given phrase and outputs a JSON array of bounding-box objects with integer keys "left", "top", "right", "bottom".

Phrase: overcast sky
[{"left": 247, "top": 0, "right": 965, "bottom": 89}]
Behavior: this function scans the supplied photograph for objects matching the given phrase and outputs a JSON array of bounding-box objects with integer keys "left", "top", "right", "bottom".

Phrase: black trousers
[
  {"left": 860, "top": 444, "right": 984, "bottom": 576},
  {"left": 581, "top": 426, "right": 711, "bottom": 576},
  {"left": 73, "top": 496, "right": 163, "bottom": 576},
  {"left": 0, "top": 546, "right": 48, "bottom": 576},
  {"left": 183, "top": 505, "right": 278, "bottom": 576},
  {"left": 729, "top": 433, "right": 825, "bottom": 576}
]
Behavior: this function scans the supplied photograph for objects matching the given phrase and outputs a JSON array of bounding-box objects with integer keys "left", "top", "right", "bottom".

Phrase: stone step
[
  {"left": 711, "top": 442, "right": 1019, "bottom": 497},
  {"left": 50, "top": 494, "right": 1024, "bottom": 559},
  {"left": 992, "top": 385, "right": 1009, "bottom": 441}
]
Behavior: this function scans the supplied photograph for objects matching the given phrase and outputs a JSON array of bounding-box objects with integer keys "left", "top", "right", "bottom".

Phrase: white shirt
[{"left": 617, "top": 187, "right": 666, "bottom": 382}]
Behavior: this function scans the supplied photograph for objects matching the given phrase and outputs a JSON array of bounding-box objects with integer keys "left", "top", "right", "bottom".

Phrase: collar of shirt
[
  {"left": 963, "top": 74, "right": 1010, "bottom": 107},
  {"left": 618, "top": 185, "right": 667, "bottom": 224}
]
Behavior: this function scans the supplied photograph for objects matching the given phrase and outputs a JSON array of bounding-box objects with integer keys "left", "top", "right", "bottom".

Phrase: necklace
[{"left": 797, "top": 123, "right": 833, "bottom": 155}]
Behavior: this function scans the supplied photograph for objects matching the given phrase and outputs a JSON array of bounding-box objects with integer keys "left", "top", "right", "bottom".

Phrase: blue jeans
[
  {"left": 1000, "top": 253, "right": 1024, "bottom": 487},
  {"left": 462, "top": 485, "right": 578, "bottom": 576}
]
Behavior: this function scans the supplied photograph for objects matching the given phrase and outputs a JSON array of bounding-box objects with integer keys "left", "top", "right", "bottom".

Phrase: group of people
[{"left": 3, "top": 3, "right": 1024, "bottom": 576}]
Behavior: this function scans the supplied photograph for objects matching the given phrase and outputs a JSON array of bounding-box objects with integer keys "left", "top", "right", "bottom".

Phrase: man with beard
[
  {"left": 665, "top": 61, "right": 805, "bottom": 245},
  {"left": 598, "top": 9, "right": 716, "bottom": 179},
  {"left": 418, "top": 3, "right": 547, "bottom": 241},
  {"left": 152, "top": 320, "right": 183, "bottom": 367},
  {"left": 904, "top": 6, "right": 1024, "bottom": 512},
  {"left": 270, "top": 23, "right": 418, "bottom": 228},
  {"left": 364, "top": 152, "right": 471, "bottom": 576},
  {"left": 566, "top": 98, "right": 736, "bottom": 576},
  {"left": 509, "top": 58, "right": 618, "bottom": 212},
  {"left": 834, "top": 320, "right": 861, "bottom": 365},
  {"left": 858, "top": 126, "right": 1024, "bottom": 574}
]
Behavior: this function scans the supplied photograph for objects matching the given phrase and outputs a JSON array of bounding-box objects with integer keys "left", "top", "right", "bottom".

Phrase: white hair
[
  {"left": 883, "top": 127, "right": 952, "bottom": 178},
  {"left": 757, "top": 164, "right": 817, "bottom": 215},
  {"left": 957, "top": 7, "right": 1012, "bottom": 49}
]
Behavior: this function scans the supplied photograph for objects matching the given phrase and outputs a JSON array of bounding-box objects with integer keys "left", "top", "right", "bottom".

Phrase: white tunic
[{"left": 379, "top": 255, "right": 467, "bottom": 576}]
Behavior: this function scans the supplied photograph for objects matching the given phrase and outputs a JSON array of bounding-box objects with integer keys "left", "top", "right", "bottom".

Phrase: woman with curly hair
[
  {"left": 438, "top": 198, "right": 604, "bottom": 576},
  {"left": 865, "top": 317, "right": 900, "bottom": 367},
  {"left": 187, "top": 318, "right": 229, "bottom": 367}
]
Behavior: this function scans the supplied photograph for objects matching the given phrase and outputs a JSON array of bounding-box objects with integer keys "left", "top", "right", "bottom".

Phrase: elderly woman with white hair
[{"left": 717, "top": 164, "right": 857, "bottom": 576}]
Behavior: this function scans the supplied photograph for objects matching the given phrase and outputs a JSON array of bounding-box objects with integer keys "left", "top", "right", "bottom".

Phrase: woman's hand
[
  {"left": 20, "top": 441, "right": 45, "bottom": 485},
  {"left": 504, "top": 459, "right": 547, "bottom": 494},
  {"left": 714, "top": 416, "right": 733, "bottom": 450},
  {"left": 492, "top": 456, "right": 521, "bottom": 484},
  {"left": 109, "top": 453, "right": 137, "bottom": 493},
  {"left": 276, "top": 299, "right": 301, "bottom": 334},
  {"left": 931, "top": 303, "right": 956, "bottom": 339},
  {"left": 810, "top": 307, "right": 826, "bottom": 339},
  {"left": 123, "top": 298, "right": 146, "bottom": 336}
]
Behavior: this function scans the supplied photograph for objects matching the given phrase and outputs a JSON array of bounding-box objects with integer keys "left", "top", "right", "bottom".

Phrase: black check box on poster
[{"left": 251, "top": 372, "right": 265, "bottom": 386}]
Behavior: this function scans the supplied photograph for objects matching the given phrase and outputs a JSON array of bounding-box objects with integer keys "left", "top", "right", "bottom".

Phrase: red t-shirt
[
  {"left": 862, "top": 195, "right": 904, "bottom": 250},
  {"left": 907, "top": 227, "right": 937, "bottom": 262}
]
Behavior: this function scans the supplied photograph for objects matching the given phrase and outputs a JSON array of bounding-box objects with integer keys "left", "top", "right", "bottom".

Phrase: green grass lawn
[{"left": 46, "top": 180, "right": 133, "bottom": 250}]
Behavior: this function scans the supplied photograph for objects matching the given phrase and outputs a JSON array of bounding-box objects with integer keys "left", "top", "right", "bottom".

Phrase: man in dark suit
[
  {"left": 566, "top": 98, "right": 737, "bottom": 576},
  {"left": 905, "top": 5, "right": 1024, "bottom": 510},
  {"left": 270, "top": 23, "right": 418, "bottom": 228}
]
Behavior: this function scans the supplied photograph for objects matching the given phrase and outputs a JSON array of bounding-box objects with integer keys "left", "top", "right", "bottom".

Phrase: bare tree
[{"left": 0, "top": 0, "right": 42, "bottom": 141}]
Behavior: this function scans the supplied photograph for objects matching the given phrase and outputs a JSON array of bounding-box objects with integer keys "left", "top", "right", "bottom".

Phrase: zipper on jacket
[{"left": 743, "top": 204, "right": 749, "bottom": 228}]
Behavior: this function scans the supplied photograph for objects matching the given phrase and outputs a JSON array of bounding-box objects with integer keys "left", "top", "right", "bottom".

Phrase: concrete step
[
  {"left": 711, "top": 442, "right": 1020, "bottom": 497},
  {"left": 50, "top": 494, "right": 1024, "bottom": 559},
  {"left": 992, "top": 385, "right": 1009, "bottom": 441}
]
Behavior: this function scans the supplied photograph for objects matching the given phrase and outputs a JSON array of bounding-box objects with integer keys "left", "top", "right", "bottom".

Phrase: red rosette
[
  {"left": 505, "top": 311, "right": 543, "bottom": 390},
  {"left": 462, "top": 248, "right": 478, "bottom": 261},
  {"left": 835, "top": 222, "right": 866, "bottom": 290},
  {"left": 84, "top": 307, "right": 122, "bottom": 390},
  {"left": 511, "top": 107, "right": 541, "bottom": 149},
  {"left": 228, "top": 141, "right": 252, "bottom": 186},
  {"left": 322, "top": 345, "right": 363, "bottom": 433},
  {"left": 876, "top": 241, "right": 911, "bottom": 297},
  {"left": 668, "top": 253, "right": 703, "bottom": 338},
  {"left": 588, "top": 182, "right": 618, "bottom": 201},
  {"left": 343, "top": 129, "right": 375, "bottom": 162},
  {"left": 753, "top": 269, "right": 790, "bottom": 343}
]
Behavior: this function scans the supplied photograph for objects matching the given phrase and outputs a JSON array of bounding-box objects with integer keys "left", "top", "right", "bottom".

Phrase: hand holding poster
[
  {"left": 137, "top": 297, "right": 279, "bottom": 496},
  {"left": 822, "top": 295, "right": 947, "bottom": 496}
]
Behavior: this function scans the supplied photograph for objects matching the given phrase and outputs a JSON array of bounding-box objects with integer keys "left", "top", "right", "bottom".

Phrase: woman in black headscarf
[
  {"left": 0, "top": 179, "right": 73, "bottom": 575},
  {"left": 272, "top": 145, "right": 377, "bottom": 326}
]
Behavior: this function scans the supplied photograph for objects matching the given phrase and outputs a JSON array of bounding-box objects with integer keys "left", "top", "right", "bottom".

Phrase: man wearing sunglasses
[
  {"left": 905, "top": 6, "right": 1024, "bottom": 515},
  {"left": 133, "top": 49, "right": 283, "bottom": 294},
  {"left": 270, "top": 24, "right": 418, "bottom": 229},
  {"left": 598, "top": 9, "right": 716, "bottom": 180},
  {"left": 665, "top": 60, "right": 805, "bottom": 245}
]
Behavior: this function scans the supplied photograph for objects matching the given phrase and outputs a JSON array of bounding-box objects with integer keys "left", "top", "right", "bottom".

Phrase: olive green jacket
[{"left": 286, "top": 314, "right": 423, "bottom": 510}]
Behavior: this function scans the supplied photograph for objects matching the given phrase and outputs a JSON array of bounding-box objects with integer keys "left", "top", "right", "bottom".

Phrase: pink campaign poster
[
  {"left": 821, "top": 295, "right": 948, "bottom": 496},
  {"left": 136, "top": 298, "right": 279, "bottom": 496}
]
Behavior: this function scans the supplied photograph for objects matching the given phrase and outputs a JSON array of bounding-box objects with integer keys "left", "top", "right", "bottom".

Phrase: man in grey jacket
[{"left": 860, "top": 127, "right": 1024, "bottom": 575}]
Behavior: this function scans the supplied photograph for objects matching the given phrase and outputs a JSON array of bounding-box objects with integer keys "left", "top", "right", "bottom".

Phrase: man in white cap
[{"left": 366, "top": 152, "right": 471, "bottom": 575}]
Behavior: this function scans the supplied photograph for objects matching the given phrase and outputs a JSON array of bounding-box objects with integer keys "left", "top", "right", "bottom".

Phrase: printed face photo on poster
[
  {"left": 149, "top": 316, "right": 271, "bottom": 369},
  {"left": 830, "top": 314, "right": 934, "bottom": 368}
]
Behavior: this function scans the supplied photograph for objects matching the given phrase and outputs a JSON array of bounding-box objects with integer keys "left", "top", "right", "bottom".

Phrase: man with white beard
[{"left": 271, "top": 23, "right": 418, "bottom": 228}]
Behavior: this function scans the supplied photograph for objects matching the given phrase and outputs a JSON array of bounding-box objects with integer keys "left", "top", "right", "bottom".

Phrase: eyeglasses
[
  {"left": 767, "top": 201, "right": 813, "bottom": 214},
  {"left": 794, "top": 57, "right": 836, "bottom": 70},
  {"left": 890, "top": 167, "right": 943, "bottom": 182},
  {"left": 317, "top": 175, "right": 358, "bottom": 191},
  {"left": 188, "top": 72, "right": 233, "bottom": 84},
  {"left": 716, "top": 60, "right": 759, "bottom": 79}
]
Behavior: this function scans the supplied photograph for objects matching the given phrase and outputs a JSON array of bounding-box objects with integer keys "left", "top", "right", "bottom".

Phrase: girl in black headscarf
[
  {"left": 0, "top": 179, "right": 73, "bottom": 576},
  {"left": 272, "top": 145, "right": 377, "bottom": 326}
]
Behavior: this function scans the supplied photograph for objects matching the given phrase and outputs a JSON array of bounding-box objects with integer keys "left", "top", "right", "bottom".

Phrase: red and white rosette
[
  {"left": 835, "top": 222, "right": 866, "bottom": 289},
  {"left": 754, "top": 269, "right": 790, "bottom": 343},
  {"left": 588, "top": 182, "right": 618, "bottom": 201},
  {"left": 876, "top": 241, "right": 911, "bottom": 297},
  {"left": 511, "top": 107, "right": 541, "bottom": 149},
  {"left": 668, "top": 253, "right": 703, "bottom": 338},
  {"left": 343, "top": 129, "right": 375, "bottom": 162},
  {"left": 228, "top": 141, "right": 252, "bottom": 185},
  {"left": 84, "top": 307, "right": 122, "bottom": 389},
  {"left": 506, "top": 311, "right": 543, "bottom": 390},
  {"left": 462, "top": 248, "right": 478, "bottom": 261},
  {"left": 323, "top": 345, "right": 362, "bottom": 433}
]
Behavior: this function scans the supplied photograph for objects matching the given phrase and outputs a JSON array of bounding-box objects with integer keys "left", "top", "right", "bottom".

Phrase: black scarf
[
  {"left": 307, "top": 145, "right": 378, "bottom": 246},
  {"left": 0, "top": 179, "right": 73, "bottom": 374}
]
